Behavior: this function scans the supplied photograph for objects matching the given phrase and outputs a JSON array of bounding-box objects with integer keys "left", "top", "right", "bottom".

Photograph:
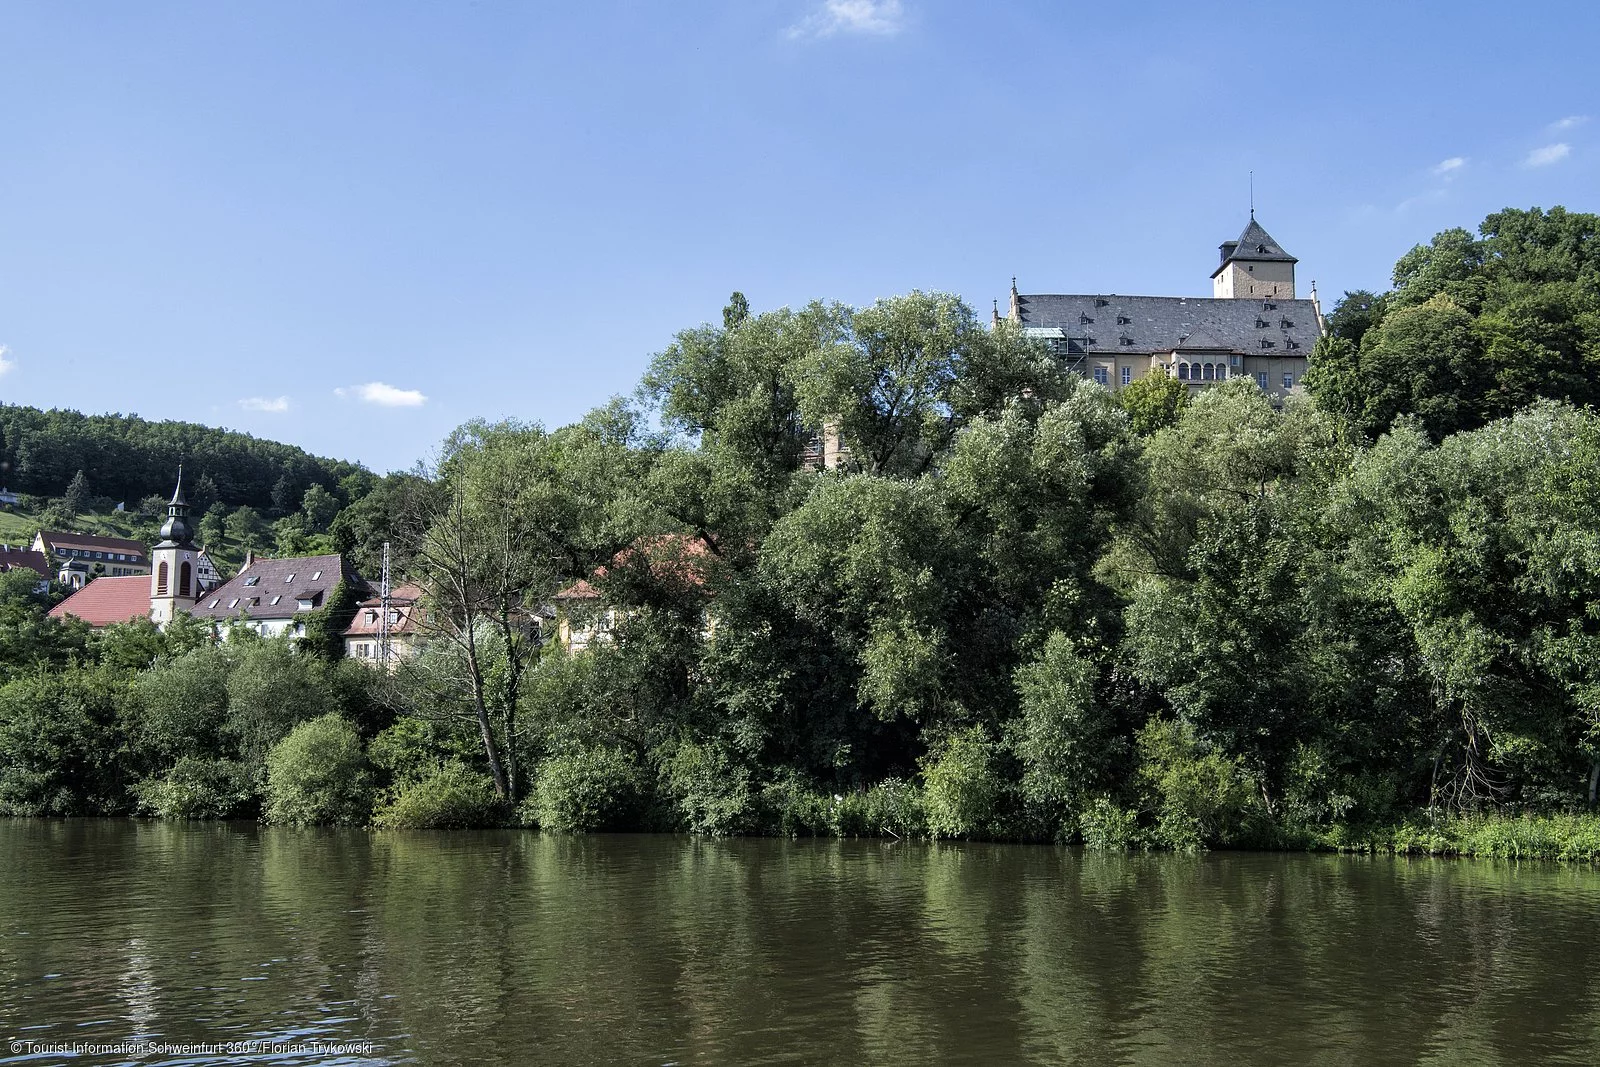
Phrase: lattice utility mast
[{"left": 377, "top": 541, "right": 392, "bottom": 667}]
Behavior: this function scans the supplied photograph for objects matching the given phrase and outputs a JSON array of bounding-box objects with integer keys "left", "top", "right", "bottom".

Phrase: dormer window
[{"left": 1079, "top": 313, "right": 1093, "bottom": 326}]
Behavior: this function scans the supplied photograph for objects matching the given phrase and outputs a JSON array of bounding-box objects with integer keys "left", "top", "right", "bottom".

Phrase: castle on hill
[{"left": 1002, "top": 215, "right": 1326, "bottom": 399}]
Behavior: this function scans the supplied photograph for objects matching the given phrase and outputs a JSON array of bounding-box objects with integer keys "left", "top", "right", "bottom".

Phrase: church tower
[
  {"left": 1211, "top": 215, "right": 1297, "bottom": 299},
  {"left": 149, "top": 469, "right": 200, "bottom": 626}
]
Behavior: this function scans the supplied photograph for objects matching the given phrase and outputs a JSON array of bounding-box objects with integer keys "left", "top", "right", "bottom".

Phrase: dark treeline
[
  {"left": 0, "top": 404, "right": 367, "bottom": 512},
  {"left": 3, "top": 206, "right": 1600, "bottom": 854}
]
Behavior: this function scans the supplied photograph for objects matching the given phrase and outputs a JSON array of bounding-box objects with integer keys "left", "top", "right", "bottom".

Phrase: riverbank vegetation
[{"left": 3, "top": 205, "right": 1600, "bottom": 856}]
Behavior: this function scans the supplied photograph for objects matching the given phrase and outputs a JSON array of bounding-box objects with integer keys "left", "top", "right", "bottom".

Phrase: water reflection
[{"left": 1, "top": 822, "right": 1597, "bottom": 1065}]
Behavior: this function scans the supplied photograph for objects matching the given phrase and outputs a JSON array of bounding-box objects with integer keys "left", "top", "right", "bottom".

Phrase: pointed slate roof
[{"left": 1213, "top": 217, "right": 1297, "bottom": 277}]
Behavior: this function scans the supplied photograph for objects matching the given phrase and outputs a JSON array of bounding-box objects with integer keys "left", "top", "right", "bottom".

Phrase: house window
[
  {"left": 1202, "top": 364, "right": 1214, "bottom": 381},
  {"left": 1178, "top": 363, "right": 1190, "bottom": 380},
  {"left": 1121, "top": 366, "right": 1132, "bottom": 386},
  {"left": 1283, "top": 372, "right": 1295, "bottom": 390},
  {"left": 1256, "top": 371, "right": 1269, "bottom": 389},
  {"left": 1216, "top": 366, "right": 1226, "bottom": 380},
  {"left": 1093, "top": 366, "right": 1109, "bottom": 386}
]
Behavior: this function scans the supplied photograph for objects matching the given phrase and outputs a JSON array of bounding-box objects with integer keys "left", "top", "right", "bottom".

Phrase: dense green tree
[
  {"left": 62, "top": 469, "right": 90, "bottom": 516},
  {"left": 1114, "top": 371, "right": 1190, "bottom": 436}
]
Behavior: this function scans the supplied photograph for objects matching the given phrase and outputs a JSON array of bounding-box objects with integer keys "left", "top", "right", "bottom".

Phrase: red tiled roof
[
  {"left": 555, "top": 578, "right": 601, "bottom": 601},
  {"left": 0, "top": 546, "right": 50, "bottom": 578},
  {"left": 343, "top": 585, "right": 427, "bottom": 637},
  {"left": 555, "top": 534, "right": 714, "bottom": 600},
  {"left": 47, "top": 575, "right": 155, "bottom": 628}
]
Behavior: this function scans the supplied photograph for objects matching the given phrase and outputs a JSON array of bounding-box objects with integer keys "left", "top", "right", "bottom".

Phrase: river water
[{"left": 2, "top": 820, "right": 1598, "bottom": 1065}]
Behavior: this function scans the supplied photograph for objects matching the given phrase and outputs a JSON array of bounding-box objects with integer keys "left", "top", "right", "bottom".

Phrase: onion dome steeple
[{"left": 155, "top": 467, "right": 197, "bottom": 549}]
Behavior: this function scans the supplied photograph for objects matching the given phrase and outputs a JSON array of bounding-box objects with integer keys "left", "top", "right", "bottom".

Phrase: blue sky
[{"left": 0, "top": 1, "right": 1595, "bottom": 473}]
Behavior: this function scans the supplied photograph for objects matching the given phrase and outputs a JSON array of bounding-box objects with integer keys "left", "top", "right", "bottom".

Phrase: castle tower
[
  {"left": 149, "top": 469, "right": 200, "bottom": 626},
  {"left": 1211, "top": 215, "right": 1297, "bottom": 299}
]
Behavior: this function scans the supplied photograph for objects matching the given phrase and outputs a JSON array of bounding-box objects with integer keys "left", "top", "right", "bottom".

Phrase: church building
[
  {"left": 48, "top": 472, "right": 365, "bottom": 636},
  {"left": 1003, "top": 215, "right": 1326, "bottom": 400}
]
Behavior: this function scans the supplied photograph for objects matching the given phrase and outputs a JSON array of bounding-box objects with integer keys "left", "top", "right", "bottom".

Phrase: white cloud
[
  {"left": 1550, "top": 115, "right": 1589, "bottom": 132},
  {"left": 1431, "top": 156, "right": 1466, "bottom": 178},
  {"left": 0, "top": 345, "right": 12, "bottom": 377},
  {"left": 787, "top": 0, "right": 905, "bottom": 40},
  {"left": 1525, "top": 142, "right": 1571, "bottom": 167},
  {"left": 238, "top": 396, "right": 290, "bottom": 413},
  {"left": 336, "top": 382, "right": 428, "bottom": 408}
]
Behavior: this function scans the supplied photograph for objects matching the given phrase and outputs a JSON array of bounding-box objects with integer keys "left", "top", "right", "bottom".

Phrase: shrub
[
  {"left": 1078, "top": 797, "right": 1138, "bottom": 851},
  {"left": 133, "top": 757, "right": 257, "bottom": 820},
  {"left": 922, "top": 726, "right": 1003, "bottom": 839},
  {"left": 263, "top": 714, "right": 373, "bottom": 826},
  {"left": 660, "top": 740, "right": 754, "bottom": 836},
  {"left": 829, "top": 777, "right": 926, "bottom": 838},
  {"left": 756, "top": 774, "right": 833, "bottom": 837},
  {"left": 528, "top": 746, "right": 646, "bottom": 832},
  {"left": 1136, "top": 718, "right": 1260, "bottom": 851},
  {"left": 374, "top": 762, "right": 507, "bottom": 829}
]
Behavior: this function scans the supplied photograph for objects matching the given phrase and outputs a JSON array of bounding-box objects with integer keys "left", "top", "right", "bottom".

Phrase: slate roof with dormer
[
  {"left": 1213, "top": 217, "right": 1298, "bottom": 276},
  {"left": 1014, "top": 293, "right": 1322, "bottom": 357},
  {"left": 190, "top": 553, "right": 367, "bottom": 622}
]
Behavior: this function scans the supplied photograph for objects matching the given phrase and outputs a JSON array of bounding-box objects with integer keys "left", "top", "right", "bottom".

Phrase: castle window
[
  {"left": 1121, "top": 366, "right": 1132, "bottom": 386},
  {"left": 1286, "top": 339, "right": 1300, "bottom": 350},
  {"left": 1260, "top": 339, "right": 1275, "bottom": 349},
  {"left": 1283, "top": 372, "right": 1295, "bottom": 390},
  {"left": 1120, "top": 335, "right": 1134, "bottom": 346},
  {"left": 1079, "top": 313, "right": 1093, "bottom": 326},
  {"left": 1263, "top": 302, "right": 1277, "bottom": 311},
  {"left": 1256, "top": 371, "right": 1269, "bottom": 389},
  {"left": 1202, "top": 364, "right": 1213, "bottom": 380},
  {"left": 1093, "top": 366, "right": 1109, "bottom": 386},
  {"left": 1178, "top": 363, "right": 1190, "bottom": 381},
  {"left": 1256, "top": 318, "right": 1269, "bottom": 328},
  {"left": 1280, "top": 319, "right": 1295, "bottom": 329},
  {"left": 156, "top": 561, "right": 168, "bottom": 596}
]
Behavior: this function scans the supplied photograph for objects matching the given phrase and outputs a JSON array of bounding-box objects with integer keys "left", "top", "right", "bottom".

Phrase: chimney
[{"left": 244, "top": 548, "right": 255, "bottom": 569}]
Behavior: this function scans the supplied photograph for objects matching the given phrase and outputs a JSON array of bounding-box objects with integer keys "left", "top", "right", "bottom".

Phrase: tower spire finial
[{"left": 1249, "top": 171, "right": 1254, "bottom": 219}]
